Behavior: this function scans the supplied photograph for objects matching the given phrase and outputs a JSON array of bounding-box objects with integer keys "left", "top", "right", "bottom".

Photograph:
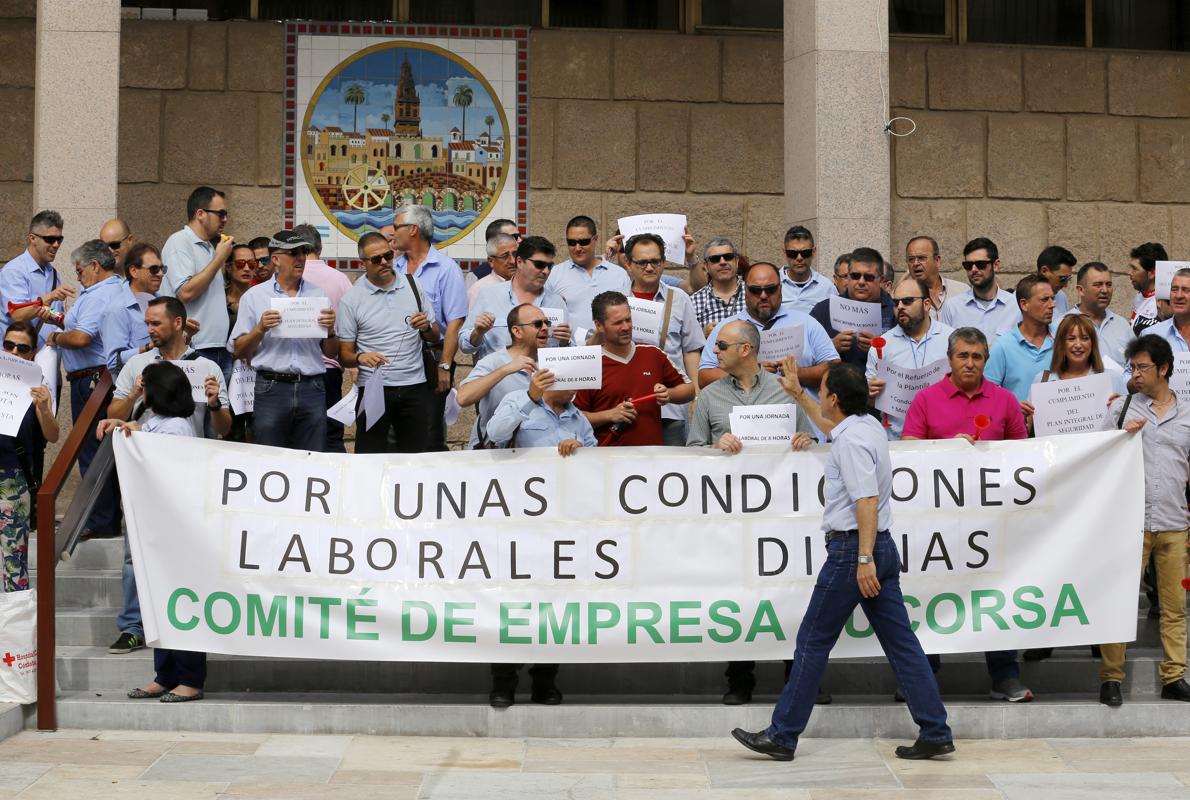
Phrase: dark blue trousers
[{"left": 153, "top": 648, "right": 206, "bottom": 689}]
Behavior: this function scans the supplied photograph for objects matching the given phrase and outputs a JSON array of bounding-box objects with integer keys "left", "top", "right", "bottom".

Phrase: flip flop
[
  {"left": 160, "top": 690, "right": 204, "bottom": 703},
  {"left": 127, "top": 687, "right": 165, "bottom": 699}
]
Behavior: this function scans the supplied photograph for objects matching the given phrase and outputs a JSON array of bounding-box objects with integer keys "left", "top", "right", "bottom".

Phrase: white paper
[
  {"left": 541, "top": 306, "right": 566, "bottom": 329},
  {"left": 229, "top": 361, "right": 255, "bottom": 415},
  {"left": 270, "top": 296, "right": 329, "bottom": 338},
  {"left": 1170, "top": 353, "right": 1190, "bottom": 404},
  {"left": 362, "top": 369, "right": 386, "bottom": 430},
  {"left": 443, "top": 387, "right": 461, "bottom": 427},
  {"left": 327, "top": 385, "right": 359, "bottom": 426},
  {"left": 167, "top": 360, "right": 208, "bottom": 403},
  {"left": 1030, "top": 372, "right": 1114, "bottom": 437},
  {"left": 537, "top": 345, "right": 602, "bottom": 390},
  {"left": 627, "top": 297, "right": 665, "bottom": 346},
  {"left": 0, "top": 351, "right": 46, "bottom": 437},
  {"left": 617, "top": 213, "right": 687, "bottom": 266},
  {"left": 873, "top": 358, "right": 948, "bottom": 418},
  {"left": 34, "top": 345, "right": 58, "bottom": 415},
  {"left": 575, "top": 326, "right": 592, "bottom": 346},
  {"left": 1155, "top": 261, "right": 1190, "bottom": 301},
  {"left": 757, "top": 325, "right": 805, "bottom": 364},
  {"left": 728, "top": 403, "right": 798, "bottom": 445},
  {"left": 829, "top": 296, "right": 883, "bottom": 334}
]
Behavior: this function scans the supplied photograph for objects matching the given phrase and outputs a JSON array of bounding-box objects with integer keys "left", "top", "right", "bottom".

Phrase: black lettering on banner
[
  {"left": 278, "top": 534, "right": 311, "bottom": 572},
  {"left": 260, "top": 471, "right": 290, "bottom": 503},
  {"left": 393, "top": 483, "right": 423, "bottom": 519},
  {"left": 594, "top": 539, "right": 620, "bottom": 579},
  {"left": 741, "top": 474, "right": 771, "bottom": 513},
  {"left": 222, "top": 469, "right": 247, "bottom": 505},
  {"left": 420, "top": 541, "right": 444, "bottom": 579},
  {"left": 791, "top": 473, "right": 800, "bottom": 512},
  {"left": 554, "top": 540, "right": 576, "bottom": 579},
  {"left": 305, "top": 477, "right": 331, "bottom": 515},
  {"left": 702, "top": 475, "right": 731, "bottom": 514},
  {"left": 523, "top": 477, "right": 548, "bottom": 516},
  {"left": 479, "top": 480, "right": 510, "bottom": 517},
  {"left": 817, "top": 476, "right": 825, "bottom": 507},
  {"left": 934, "top": 468, "right": 963, "bottom": 506},
  {"left": 238, "top": 530, "right": 260, "bottom": 570},
  {"left": 459, "top": 541, "right": 491, "bottom": 579},
  {"left": 659, "top": 472, "right": 689, "bottom": 508},
  {"left": 891, "top": 467, "right": 917, "bottom": 502},
  {"left": 966, "top": 530, "right": 990, "bottom": 569},
  {"left": 437, "top": 483, "right": 465, "bottom": 519},
  {"left": 804, "top": 535, "right": 813, "bottom": 576},
  {"left": 329, "top": 537, "right": 354, "bottom": 574},
  {"left": 921, "top": 531, "right": 953, "bottom": 570},
  {"left": 619, "top": 475, "right": 647, "bottom": 515},
  {"left": 1013, "top": 467, "right": 1037, "bottom": 506},
  {"left": 980, "top": 468, "right": 1002, "bottom": 506},
  {"left": 509, "top": 540, "right": 530, "bottom": 579},
  {"left": 758, "top": 537, "right": 788, "bottom": 576},
  {"left": 367, "top": 538, "right": 398, "bottom": 571}
]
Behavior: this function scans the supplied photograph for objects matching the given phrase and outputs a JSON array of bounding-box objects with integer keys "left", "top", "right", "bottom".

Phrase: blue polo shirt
[
  {"left": 160, "top": 225, "right": 227, "bottom": 350},
  {"left": 458, "top": 281, "right": 568, "bottom": 360},
  {"left": 100, "top": 283, "right": 151, "bottom": 375},
  {"left": 61, "top": 275, "right": 125, "bottom": 374},
  {"left": 0, "top": 249, "right": 66, "bottom": 346},
  {"left": 699, "top": 308, "right": 838, "bottom": 372},
  {"left": 337, "top": 272, "right": 435, "bottom": 387},
  {"left": 227, "top": 277, "right": 330, "bottom": 376},
  {"left": 486, "top": 389, "right": 597, "bottom": 449},
  {"left": 394, "top": 246, "right": 468, "bottom": 327},
  {"left": 544, "top": 257, "right": 631, "bottom": 333},
  {"left": 984, "top": 324, "right": 1055, "bottom": 400}
]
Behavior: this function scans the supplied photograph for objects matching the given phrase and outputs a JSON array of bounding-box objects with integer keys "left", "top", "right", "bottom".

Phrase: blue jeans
[
  {"left": 69, "top": 373, "right": 120, "bottom": 534},
  {"left": 117, "top": 527, "right": 142, "bottom": 639},
  {"left": 252, "top": 375, "right": 327, "bottom": 452},
  {"left": 767, "top": 531, "right": 951, "bottom": 750}
]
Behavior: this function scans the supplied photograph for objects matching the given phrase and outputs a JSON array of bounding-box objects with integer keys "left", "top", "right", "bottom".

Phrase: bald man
[{"left": 99, "top": 218, "right": 134, "bottom": 275}]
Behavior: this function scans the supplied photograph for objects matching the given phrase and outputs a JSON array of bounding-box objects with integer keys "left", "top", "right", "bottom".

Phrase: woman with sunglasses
[
  {"left": 1022, "top": 313, "right": 1125, "bottom": 433},
  {"left": 225, "top": 245, "right": 257, "bottom": 332},
  {"left": 0, "top": 322, "right": 59, "bottom": 591}
]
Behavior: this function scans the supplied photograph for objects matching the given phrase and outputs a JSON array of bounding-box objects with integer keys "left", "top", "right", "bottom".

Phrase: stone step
[
  {"left": 30, "top": 536, "right": 123, "bottom": 571},
  {"left": 38, "top": 691, "right": 1190, "bottom": 739},
  {"left": 51, "top": 645, "right": 1171, "bottom": 696},
  {"left": 31, "top": 569, "right": 123, "bottom": 608},
  {"left": 55, "top": 607, "right": 121, "bottom": 647}
]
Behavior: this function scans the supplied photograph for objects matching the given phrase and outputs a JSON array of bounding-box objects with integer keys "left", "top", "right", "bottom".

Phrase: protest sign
[
  {"left": 34, "top": 346, "right": 58, "bottom": 415},
  {"left": 1170, "top": 353, "right": 1190, "bottom": 404},
  {"left": 327, "top": 385, "right": 359, "bottom": 426},
  {"left": 0, "top": 351, "right": 45, "bottom": 436},
  {"left": 627, "top": 297, "right": 665, "bottom": 346},
  {"left": 617, "top": 213, "right": 687, "bottom": 266},
  {"left": 270, "top": 297, "right": 329, "bottom": 338},
  {"left": 1030, "top": 373, "right": 1114, "bottom": 437},
  {"left": 829, "top": 296, "right": 883, "bottom": 333},
  {"left": 757, "top": 325, "right": 805, "bottom": 363},
  {"left": 537, "top": 345, "right": 602, "bottom": 390},
  {"left": 168, "top": 360, "right": 209, "bottom": 403},
  {"left": 729, "top": 403, "right": 798, "bottom": 445},
  {"left": 873, "top": 358, "right": 948, "bottom": 418},
  {"left": 116, "top": 430, "right": 1144, "bottom": 662},
  {"left": 229, "top": 361, "right": 255, "bottom": 415},
  {"left": 1155, "top": 261, "right": 1190, "bottom": 301}
]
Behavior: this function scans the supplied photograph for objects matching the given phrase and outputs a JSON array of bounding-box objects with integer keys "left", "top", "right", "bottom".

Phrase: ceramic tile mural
[{"left": 284, "top": 22, "right": 529, "bottom": 267}]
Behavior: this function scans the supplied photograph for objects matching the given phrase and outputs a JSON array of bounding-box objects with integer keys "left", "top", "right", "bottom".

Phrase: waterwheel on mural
[{"left": 341, "top": 164, "right": 391, "bottom": 211}]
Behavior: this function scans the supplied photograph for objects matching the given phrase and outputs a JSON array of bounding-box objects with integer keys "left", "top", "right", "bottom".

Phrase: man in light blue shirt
[
  {"left": 939, "top": 237, "right": 1019, "bottom": 344},
  {"left": 779, "top": 225, "right": 836, "bottom": 315},
  {"left": 544, "top": 214, "right": 630, "bottom": 335},
  {"left": 1143, "top": 268, "right": 1190, "bottom": 360},
  {"left": 1063, "top": 261, "right": 1134, "bottom": 368},
  {"left": 486, "top": 386, "right": 597, "bottom": 451},
  {"left": 985, "top": 275, "right": 1055, "bottom": 401},
  {"left": 338, "top": 232, "right": 438, "bottom": 454},
  {"left": 865, "top": 277, "right": 954, "bottom": 439},
  {"left": 0, "top": 210, "right": 75, "bottom": 346},
  {"left": 161, "top": 186, "right": 234, "bottom": 380},
  {"left": 1037, "top": 245, "right": 1076, "bottom": 318},
  {"left": 101, "top": 242, "right": 164, "bottom": 376},
  {"left": 229, "top": 230, "right": 337, "bottom": 451}
]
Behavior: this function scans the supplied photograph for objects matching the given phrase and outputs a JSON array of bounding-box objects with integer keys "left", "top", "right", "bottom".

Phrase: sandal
[
  {"left": 160, "top": 690, "right": 204, "bottom": 703},
  {"left": 127, "top": 687, "right": 165, "bottom": 699}
]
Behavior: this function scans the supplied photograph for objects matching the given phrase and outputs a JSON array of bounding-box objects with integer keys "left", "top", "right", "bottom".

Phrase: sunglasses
[
  {"left": 706, "top": 252, "right": 736, "bottom": 264},
  {"left": 631, "top": 258, "right": 664, "bottom": 269},
  {"left": 2, "top": 340, "right": 32, "bottom": 355},
  {"left": 231, "top": 259, "right": 256, "bottom": 269},
  {"left": 785, "top": 247, "right": 813, "bottom": 260},
  {"left": 525, "top": 258, "right": 554, "bottom": 271},
  {"left": 514, "top": 319, "right": 551, "bottom": 329},
  {"left": 566, "top": 237, "right": 593, "bottom": 247},
  {"left": 747, "top": 284, "right": 780, "bottom": 297},
  {"left": 33, "top": 233, "right": 64, "bottom": 245},
  {"left": 105, "top": 239, "right": 125, "bottom": 251},
  {"left": 714, "top": 340, "right": 743, "bottom": 350},
  {"left": 366, "top": 252, "right": 395, "bottom": 265},
  {"left": 257, "top": 255, "right": 271, "bottom": 267},
  {"left": 892, "top": 296, "right": 925, "bottom": 306},
  {"left": 962, "top": 259, "right": 993, "bottom": 271},
  {"left": 134, "top": 264, "right": 168, "bottom": 276},
  {"left": 849, "top": 272, "right": 880, "bottom": 283},
  {"left": 511, "top": 232, "right": 523, "bottom": 240},
  {"left": 201, "top": 208, "right": 229, "bottom": 220}
]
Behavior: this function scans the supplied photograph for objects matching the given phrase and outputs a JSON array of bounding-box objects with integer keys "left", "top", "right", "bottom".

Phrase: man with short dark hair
[
  {"left": 99, "top": 218, "right": 134, "bottom": 274},
  {"left": 468, "top": 233, "right": 517, "bottom": 309},
  {"left": 161, "top": 186, "right": 234, "bottom": 379},
  {"left": 101, "top": 242, "right": 165, "bottom": 376},
  {"left": 1129, "top": 242, "right": 1168, "bottom": 335},
  {"left": 905, "top": 235, "right": 965, "bottom": 319},
  {"left": 939, "top": 237, "right": 1019, "bottom": 343},
  {"left": 809, "top": 247, "right": 895, "bottom": 369},
  {"left": 1064, "top": 262, "right": 1133, "bottom": 367},
  {"left": 779, "top": 225, "right": 835, "bottom": 314},
  {"left": 985, "top": 274, "right": 1056, "bottom": 401},
  {"left": 248, "top": 236, "right": 272, "bottom": 283},
  {"left": 690, "top": 237, "right": 745, "bottom": 336},
  {"left": 546, "top": 215, "right": 630, "bottom": 334},
  {"left": 338, "top": 231, "right": 438, "bottom": 454},
  {"left": 1036, "top": 245, "right": 1077, "bottom": 317},
  {"left": 0, "top": 210, "right": 76, "bottom": 345}
]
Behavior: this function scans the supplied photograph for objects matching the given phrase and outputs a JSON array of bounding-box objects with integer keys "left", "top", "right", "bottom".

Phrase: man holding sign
[
  {"left": 229, "top": 230, "right": 337, "bottom": 452},
  {"left": 1143, "top": 267, "right": 1190, "bottom": 359},
  {"left": 810, "top": 247, "right": 895, "bottom": 368},
  {"left": 546, "top": 215, "right": 630, "bottom": 335}
]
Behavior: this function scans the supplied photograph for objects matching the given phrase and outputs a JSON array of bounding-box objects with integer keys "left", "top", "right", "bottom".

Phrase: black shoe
[
  {"left": 107, "top": 632, "right": 144, "bottom": 654},
  {"left": 722, "top": 685, "right": 753, "bottom": 705},
  {"left": 894, "top": 739, "right": 955, "bottom": 760},
  {"left": 893, "top": 687, "right": 906, "bottom": 703},
  {"left": 1148, "top": 604, "right": 1160, "bottom": 620},
  {"left": 1090, "top": 645, "right": 1101, "bottom": 658},
  {"left": 1023, "top": 648, "right": 1053, "bottom": 662},
  {"left": 530, "top": 679, "right": 562, "bottom": 705},
  {"left": 1099, "top": 680, "right": 1123, "bottom": 707},
  {"left": 80, "top": 527, "right": 120, "bottom": 541},
  {"left": 731, "top": 728, "right": 795, "bottom": 761},
  {"left": 815, "top": 690, "right": 832, "bottom": 705},
  {"left": 489, "top": 685, "right": 515, "bottom": 708},
  {"left": 1161, "top": 678, "right": 1190, "bottom": 701}
]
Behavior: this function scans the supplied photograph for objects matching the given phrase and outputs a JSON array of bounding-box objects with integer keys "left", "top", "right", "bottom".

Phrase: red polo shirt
[{"left": 574, "top": 343, "right": 687, "bottom": 446}]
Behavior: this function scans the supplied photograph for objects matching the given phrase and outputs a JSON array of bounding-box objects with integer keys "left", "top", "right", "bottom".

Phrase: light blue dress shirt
[
  {"left": 394, "top": 246, "right": 468, "bottom": 327},
  {"left": 939, "top": 288, "right": 1020, "bottom": 344},
  {"left": 0, "top": 250, "right": 66, "bottom": 346},
  {"left": 699, "top": 308, "right": 838, "bottom": 372},
  {"left": 779, "top": 269, "right": 836, "bottom": 315},
  {"left": 821, "top": 413, "right": 893, "bottom": 534},
  {"left": 985, "top": 324, "right": 1056, "bottom": 400},
  {"left": 458, "top": 281, "right": 568, "bottom": 360},
  {"left": 60, "top": 275, "right": 126, "bottom": 373},
  {"left": 486, "top": 389, "right": 597, "bottom": 449},
  {"left": 544, "top": 258, "right": 631, "bottom": 333},
  {"left": 141, "top": 414, "right": 197, "bottom": 437},
  {"left": 864, "top": 319, "right": 954, "bottom": 439},
  {"left": 227, "top": 278, "right": 330, "bottom": 376},
  {"left": 460, "top": 349, "right": 531, "bottom": 447},
  {"left": 101, "top": 283, "right": 151, "bottom": 376},
  {"left": 160, "top": 225, "right": 227, "bottom": 350},
  {"left": 1052, "top": 289, "right": 1069, "bottom": 317},
  {"left": 337, "top": 272, "right": 435, "bottom": 387},
  {"left": 1141, "top": 318, "right": 1190, "bottom": 353}
]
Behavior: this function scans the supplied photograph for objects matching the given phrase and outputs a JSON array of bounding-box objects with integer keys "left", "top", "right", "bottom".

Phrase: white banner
[{"left": 115, "top": 432, "right": 1144, "bottom": 663}]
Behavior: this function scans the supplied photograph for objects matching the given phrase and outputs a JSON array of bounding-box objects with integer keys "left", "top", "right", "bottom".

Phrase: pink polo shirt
[
  {"left": 302, "top": 258, "right": 354, "bottom": 370},
  {"left": 902, "top": 374, "right": 1027, "bottom": 441}
]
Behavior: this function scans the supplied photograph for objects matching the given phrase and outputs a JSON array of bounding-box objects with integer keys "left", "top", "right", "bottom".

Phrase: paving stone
[{"left": 139, "top": 753, "right": 339, "bottom": 785}]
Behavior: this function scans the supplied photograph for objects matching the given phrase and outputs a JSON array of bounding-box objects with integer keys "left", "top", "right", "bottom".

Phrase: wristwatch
[
  {"left": 208, "top": 398, "right": 222, "bottom": 411},
  {"left": 438, "top": 362, "right": 452, "bottom": 371},
  {"left": 856, "top": 554, "right": 874, "bottom": 565}
]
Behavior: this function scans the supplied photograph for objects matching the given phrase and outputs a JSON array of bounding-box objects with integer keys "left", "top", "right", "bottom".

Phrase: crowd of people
[{"left": 0, "top": 187, "right": 1184, "bottom": 714}]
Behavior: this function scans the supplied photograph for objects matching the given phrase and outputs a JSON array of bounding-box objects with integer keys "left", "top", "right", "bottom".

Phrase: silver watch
[{"left": 856, "top": 554, "right": 874, "bottom": 565}]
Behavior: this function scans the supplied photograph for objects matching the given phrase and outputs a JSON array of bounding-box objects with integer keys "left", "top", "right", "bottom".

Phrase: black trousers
[
  {"left": 354, "top": 383, "right": 433, "bottom": 454},
  {"left": 425, "top": 364, "right": 455, "bottom": 452},
  {"left": 324, "top": 367, "right": 345, "bottom": 453},
  {"left": 491, "top": 663, "right": 559, "bottom": 687},
  {"left": 154, "top": 648, "right": 207, "bottom": 689}
]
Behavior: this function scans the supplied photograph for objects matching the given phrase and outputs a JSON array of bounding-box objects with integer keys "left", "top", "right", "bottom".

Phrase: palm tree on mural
[
  {"left": 345, "top": 84, "right": 366, "bottom": 133},
  {"left": 453, "top": 83, "right": 474, "bottom": 141},
  {"left": 484, "top": 115, "right": 494, "bottom": 140},
  {"left": 381, "top": 112, "right": 390, "bottom": 131}
]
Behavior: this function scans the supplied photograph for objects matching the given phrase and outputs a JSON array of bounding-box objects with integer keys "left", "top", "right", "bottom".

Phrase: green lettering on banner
[
  {"left": 402, "top": 600, "right": 437, "bottom": 641},
  {"left": 845, "top": 611, "right": 875, "bottom": 639},
  {"left": 626, "top": 602, "right": 663, "bottom": 644},
  {"left": 167, "top": 587, "right": 199, "bottom": 631},
  {"left": 346, "top": 597, "right": 380, "bottom": 641},
  {"left": 308, "top": 596, "right": 341, "bottom": 639},
  {"left": 1051, "top": 583, "right": 1089, "bottom": 627},
  {"left": 204, "top": 591, "right": 241, "bottom": 635},
  {"left": 444, "top": 601, "right": 477, "bottom": 642},
  {"left": 670, "top": 601, "right": 702, "bottom": 644},
  {"left": 745, "top": 601, "right": 785, "bottom": 642},
  {"left": 294, "top": 596, "right": 305, "bottom": 638},
  {"left": 926, "top": 592, "right": 964, "bottom": 635},
  {"left": 1012, "top": 586, "right": 1046, "bottom": 629},
  {"left": 707, "top": 600, "right": 742, "bottom": 643},
  {"left": 540, "top": 602, "right": 580, "bottom": 644},
  {"left": 587, "top": 602, "right": 621, "bottom": 644},
  {"left": 971, "top": 589, "right": 1009, "bottom": 632},
  {"left": 500, "top": 602, "right": 533, "bottom": 644},
  {"left": 903, "top": 594, "right": 921, "bottom": 633},
  {"left": 247, "top": 594, "right": 287, "bottom": 637}
]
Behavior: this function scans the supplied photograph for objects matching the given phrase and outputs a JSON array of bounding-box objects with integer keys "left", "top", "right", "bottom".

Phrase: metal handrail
[{"left": 36, "top": 368, "right": 113, "bottom": 731}]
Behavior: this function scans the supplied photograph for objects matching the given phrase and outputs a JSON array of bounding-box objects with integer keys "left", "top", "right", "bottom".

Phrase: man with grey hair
[
  {"left": 690, "top": 237, "right": 745, "bottom": 336},
  {"left": 42, "top": 239, "right": 126, "bottom": 537},
  {"left": 0, "top": 209, "right": 76, "bottom": 345},
  {"left": 468, "top": 232, "right": 517, "bottom": 310},
  {"left": 391, "top": 204, "right": 468, "bottom": 450}
]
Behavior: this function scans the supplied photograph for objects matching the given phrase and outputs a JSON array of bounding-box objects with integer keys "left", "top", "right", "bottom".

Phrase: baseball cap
[{"left": 268, "top": 230, "right": 310, "bottom": 251}]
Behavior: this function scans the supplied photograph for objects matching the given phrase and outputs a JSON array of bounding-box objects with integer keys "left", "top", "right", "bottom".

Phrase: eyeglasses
[
  {"left": 631, "top": 258, "right": 664, "bottom": 269},
  {"left": 201, "top": 208, "right": 229, "bottom": 220},
  {"left": 785, "top": 247, "right": 813, "bottom": 260},
  {"left": 962, "top": 259, "right": 993, "bottom": 271},
  {"left": 105, "top": 239, "right": 125, "bottom": 251},
  {"left": 525, "top": 258, "right": 554, "bottom": 271},
  {"left": 715, "top": 340, "right": 743, "bottom": 351},
  {"left": 392, "top": 222, "right": 416, "bottom": 232},
  {"left": 33, "top": 233, "right": 64, "bottom": 245},
  {"left": 514, "top": 319, "right": 551, "bottom": 330},
  {"left": 491, "top": 251, "right": 515, "bottom": 262},
  {"left": 366, "top": 252, "right": 395, "bottom": 265},
  {"left": 706, "top": 252, "right": 736, "bottom": 264},
  {"left": 566, "top": 237, "right": 593, "bottom": 247},
  {"left": 2, "top": 340, "right": 32, "bottom": 355},
  {"left": 747, "top": 284, "right": 780, "bottom": 297},
  {"left": 849, "top": 272, "right": 880, "bottom": 283},
  {"left": 134, "top": 264, "right": 168, "bottom": 276},
  {"left": 906, "top": 255, "right": 931, "bottom": 263},
  {"left": 1131, "top": 362, "right": 1157, "bottom": 373},
  {"left": 231, "top": 259, "right": 257, "bottom": 269},
  {"left": 892, "top": 296, "right": 925, "bottom": 306}
]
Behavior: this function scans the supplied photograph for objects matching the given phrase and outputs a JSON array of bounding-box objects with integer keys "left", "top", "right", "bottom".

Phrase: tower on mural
[{"left": 392, "top": 57, "right": 421, "bottom": 136}]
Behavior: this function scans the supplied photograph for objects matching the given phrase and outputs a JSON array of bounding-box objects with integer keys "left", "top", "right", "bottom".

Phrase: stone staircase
[{"left": 25, "top": 536, "right": 1190, "bottom": 738}]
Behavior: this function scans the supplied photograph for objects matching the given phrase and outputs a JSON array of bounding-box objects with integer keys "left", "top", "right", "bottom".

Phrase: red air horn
[
  {"left": 973, "top": 414, "right": 991, "bottom": 441},
  {"left": 8, "top": 299, "right": 63, "bottom": 328},
  {"left": 871, "top": 336, "right": 886, "bottom": 360}
]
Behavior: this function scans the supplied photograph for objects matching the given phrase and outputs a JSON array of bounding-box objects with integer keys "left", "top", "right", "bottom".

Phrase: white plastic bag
[{"left": 0, "top": 589, "right": 37, "bottom": 703}]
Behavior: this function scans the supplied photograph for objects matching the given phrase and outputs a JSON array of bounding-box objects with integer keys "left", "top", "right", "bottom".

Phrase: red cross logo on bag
[{"left": 1, "top": 652, "right": 14, "bottom": 668}]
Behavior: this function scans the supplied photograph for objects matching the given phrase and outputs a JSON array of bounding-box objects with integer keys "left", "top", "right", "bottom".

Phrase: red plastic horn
[
  {"left": 1181, "top": 577, "right": 1190, "bottom": 591},
  {"left": 630, "top": 393, "right": 657, "bottom": 406},
  {"left": 6, "top": 299, "right": 42, "bottom": 313},
  {"left": 973, "top": 414, "right": 991, "bottom": 441},
  {"left": 872, "top": 336, "right": 886, "bottom": 359}
]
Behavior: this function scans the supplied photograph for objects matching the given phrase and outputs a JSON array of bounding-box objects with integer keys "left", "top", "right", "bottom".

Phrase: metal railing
[{"left": 36, "top": 368, "right": 114, "bottom": 731}]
